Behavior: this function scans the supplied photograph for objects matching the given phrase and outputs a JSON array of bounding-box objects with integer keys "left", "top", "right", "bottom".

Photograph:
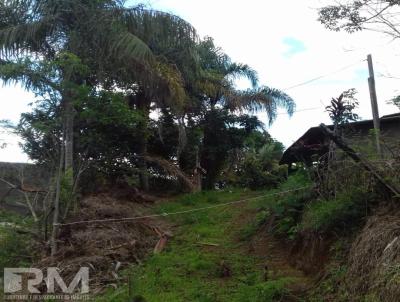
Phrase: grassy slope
[{"left": 97, "top": 186, "right": 310, "bottom": 302}]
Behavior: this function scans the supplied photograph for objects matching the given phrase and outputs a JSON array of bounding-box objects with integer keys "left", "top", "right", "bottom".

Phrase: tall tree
[
  {"left": 0, "top": 0, "right": 197, "bottom": 191},
  {"left": 318, "top": 0, "right": 400, "bottom": 39},
  {"left": 182, "top": 38, "right": 295, "bottom": 189}
]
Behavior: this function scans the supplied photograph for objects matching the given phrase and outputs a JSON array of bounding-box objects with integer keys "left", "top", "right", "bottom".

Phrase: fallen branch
[
  {"left": 198, "top": 242, "right": 220, "bottom": 247},
  {"left": 153, "top": 235, "right": 170, "bottom": 254},
  {"left": 143, "top": 155, "right": 196, "bottom": 192}
]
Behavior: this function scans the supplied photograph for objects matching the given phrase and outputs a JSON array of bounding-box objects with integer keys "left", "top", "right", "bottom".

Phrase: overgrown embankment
[
  {"left": 2, "top": 170, "right": 399, "bottom": 301},
  {"left": 96, "top": 178, "right": 314, "bottom": 302}
]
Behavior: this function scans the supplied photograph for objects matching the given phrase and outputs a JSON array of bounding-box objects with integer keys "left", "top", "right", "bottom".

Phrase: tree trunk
[
  {"left": 138, "top": 134, "right": 149, "bottom": 191},
  {"left": 51, "top": 141, "right": 65, "bottom": 257},
  {"left": 137, "top": 98, "right": 150, "bottom": 192},
  {"left": 193, "top": 147, "right": 202, "bottom": 192},
  {"left": 64, "top": 98, "right": 74, "bottom": 176}
]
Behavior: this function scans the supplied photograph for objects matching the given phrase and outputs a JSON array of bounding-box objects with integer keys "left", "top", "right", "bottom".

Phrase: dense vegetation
[
  {"left": 0, "top": 0, "right": 296, "bottom": 260},
  {"left": 1, "top": 1, "right": 400, "bottom": 301}
]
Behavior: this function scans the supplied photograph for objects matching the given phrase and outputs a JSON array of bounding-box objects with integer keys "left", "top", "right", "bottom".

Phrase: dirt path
[
  {"left": 98, "top": 190, "right": 316, "bottom": 301},
  {"left": 233, "top": 207, "right": 314, "bottom": 298}
]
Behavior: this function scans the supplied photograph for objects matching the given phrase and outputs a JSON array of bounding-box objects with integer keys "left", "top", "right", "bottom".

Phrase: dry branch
[{"left": 143, "top": 155, "right": 196, "bottom": 191}]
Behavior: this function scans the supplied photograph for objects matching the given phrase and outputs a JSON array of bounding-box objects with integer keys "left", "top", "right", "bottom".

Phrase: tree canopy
[
  {"left": 318, "top": 0, "right": 400, "bottom": 39},
  {"left": 0, "top": 0, "right": 296, "bottom": 195}
]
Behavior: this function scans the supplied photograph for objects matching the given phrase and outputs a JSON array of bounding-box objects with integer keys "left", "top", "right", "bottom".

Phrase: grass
[
  {"left": 0, "top": 209, "right": 35, "bottom": 271},
  {"left": 300, "top": 189, "right": 370, "bottom": 233},
  {"left": 96, "top": 188, "right": 299, "bottom": 302},
  {"left": 0, "top": 209, "right": 36, "bottom": 300},
  {"left": 245, "top": 171, "right": 313, "bottom": 240}
]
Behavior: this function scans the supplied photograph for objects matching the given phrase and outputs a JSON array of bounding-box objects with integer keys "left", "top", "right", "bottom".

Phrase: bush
[
  {"left": 267, "top": 171, "right": 313, "bottom": 239},
  {"left": 232, "top": 137, "right": 287, "bottom": 190},
  {"left": 0, "top": 210, "right": 35, "bottom": 273},
  {"left": 301, "top": 189, "right": 371, "bottom": 232},
  {"left": 239, "top": 157, "right": 286, "bottom": 190},
  {"left": 0, "top": 227, "right": 33, "bottom": 272}
]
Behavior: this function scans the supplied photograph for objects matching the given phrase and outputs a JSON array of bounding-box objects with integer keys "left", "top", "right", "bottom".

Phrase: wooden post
[
  {"left": 367, "top": 54, "right": 382, "bottom": 156},
  {"left": 319, "top": 124, "right": 400, "bottom": 197}
]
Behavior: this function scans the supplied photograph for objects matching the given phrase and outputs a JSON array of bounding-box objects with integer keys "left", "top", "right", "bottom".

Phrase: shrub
[
  {"left": 301, "top": 189, "right": 371, "bottom": 232},
  {"left": 267, "top": 171, "right": 313, "bottom": 239},
  {"left": 239, "top": 158, "right": 286, "bottom": 190},
  {"left": 0, "top": 210, "right": 35, "bottom": 273},
  {"left": 0, "top": 227, "right": 33, "bottom": 272}
]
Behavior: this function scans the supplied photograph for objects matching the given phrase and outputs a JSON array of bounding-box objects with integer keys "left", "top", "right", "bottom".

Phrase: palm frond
[
  {"left": 225, "top": 63, "right": 258, "bottom": 88},
  {"left": 0, "top": 0, "right": 63, "bottom": 58},
  {"left": 0, "top": 58, "right": 59, "bottom": 92},
  {"left": 122, "top": 6, "right": 198, "bottom": 47},
  {"left": 109, "top": 31, "right": 154, "bottom": 62},
  {"left": 0, "top": 18, "right": 57, "bottom": 58},
  {"left": 154, "top": 60, "right": 186, "bottom": 110},
  {"left": 223, "top": 86, "right": 295, "bottom": 125}
]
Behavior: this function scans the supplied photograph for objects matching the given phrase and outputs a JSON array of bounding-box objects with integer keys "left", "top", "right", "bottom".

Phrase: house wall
[{"left": 343, "top": 119, "right": 399, "bottom": 157}]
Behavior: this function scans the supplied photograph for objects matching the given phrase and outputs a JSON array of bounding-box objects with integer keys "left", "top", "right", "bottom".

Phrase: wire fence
[{"left": 54, "top": 186, "right": 312, "bottom": 227}]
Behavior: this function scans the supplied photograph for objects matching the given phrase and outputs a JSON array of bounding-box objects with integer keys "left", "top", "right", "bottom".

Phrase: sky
[{"left": 1, "top": 0, "right": 400, "bottom": 162}]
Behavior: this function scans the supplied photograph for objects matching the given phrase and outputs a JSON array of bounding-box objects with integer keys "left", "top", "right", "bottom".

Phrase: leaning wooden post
[
  {"left": 319, "top": 123, "right": 400, "bottom": 197},
  {"left": 367, "top": 54, "right": 382, "bottom": 157}
]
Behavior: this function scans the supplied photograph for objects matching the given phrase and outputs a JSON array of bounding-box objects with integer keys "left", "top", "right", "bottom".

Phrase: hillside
[{"left": 1, "top": 0, "right": 400, "bottom": 301}]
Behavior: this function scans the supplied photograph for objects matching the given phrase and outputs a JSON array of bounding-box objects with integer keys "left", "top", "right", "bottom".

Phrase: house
[{"left": 280, "top": 113, "right": 400, "bottom": 166}]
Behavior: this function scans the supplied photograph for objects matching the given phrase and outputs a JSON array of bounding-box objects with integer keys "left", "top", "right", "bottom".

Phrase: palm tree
[
  {"left": 0, "top": 0, "right": 198, "bottom": 191},
  {"left": 191, "top": 38, "right": 295, "bottom": 188},
  {"left": 196, "top": 37, "right": 295, "bottom": 123},
  {"left": 0, "top": 0, "right": 198, "bottom": 256}
]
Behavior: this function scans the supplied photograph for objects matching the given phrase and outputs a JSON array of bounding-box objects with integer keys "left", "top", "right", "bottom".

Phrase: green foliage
[
  {"left": 318, "top": 0, "right": 400, "bottom": 39},
  {"left": 0, "top": 210, "right": 35, "bottom": 273},
  {"left": 263, "top": 171, "right": 313, "bottom": 239},
  {"left": 236, "top": 278, "right": 293, "bottom": 302},
  {"left": 235, "top": 135, "right": 286, "bottom": 190},
  {"left": 201, "top": 110, "right": 261, "bottom": 189},
  {"left": 308, "top": 265, "right": 349, "bottom": 302},
  {"left": 1, "top": 0, "right": 296, "bottom": 194},
  {"left": 388, "top": 95, "right": 400, "bottom": 110},
  {"left": 148, "top": 111, "right": 180, "bottom": 159},
  {"left": 186, "top": 36, "right": 295, "bottom": 189},
  {"left": 95, "top": 188, "right": 296, "bottom": 302},
  {"left": 239, "top": 209, "right": 270, "bottom": 240},
  {"left": 325, "top": 88, "right": 359, "bottom": 126},
  {"left": 18, "top": 91, "right": 144, "bottom": 186},
  {"left": 0, "top": 227, "right": 32, "bottom": 271},
  {"left": 301, "top": 189, "right": 371, "bottom": 232}
]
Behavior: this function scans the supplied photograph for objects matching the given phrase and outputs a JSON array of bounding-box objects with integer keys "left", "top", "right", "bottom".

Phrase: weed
[
  {"left": 95, "top": 188, "right": 296, "bottom": 302},
  {"left": 301, "top": 189, "right": 370, "bottom": 233},
  {"left": 239, "top": 209, "right": 270, "bottom": 240},
  {"left": 0, "top": 210, "right": 35, "bottom": 274},
  {"left": 258, "top": 171, "right": 313, "bottom": 239},
  {"left": 236, "top": 277, "right": 293, "bottom": 302}
]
